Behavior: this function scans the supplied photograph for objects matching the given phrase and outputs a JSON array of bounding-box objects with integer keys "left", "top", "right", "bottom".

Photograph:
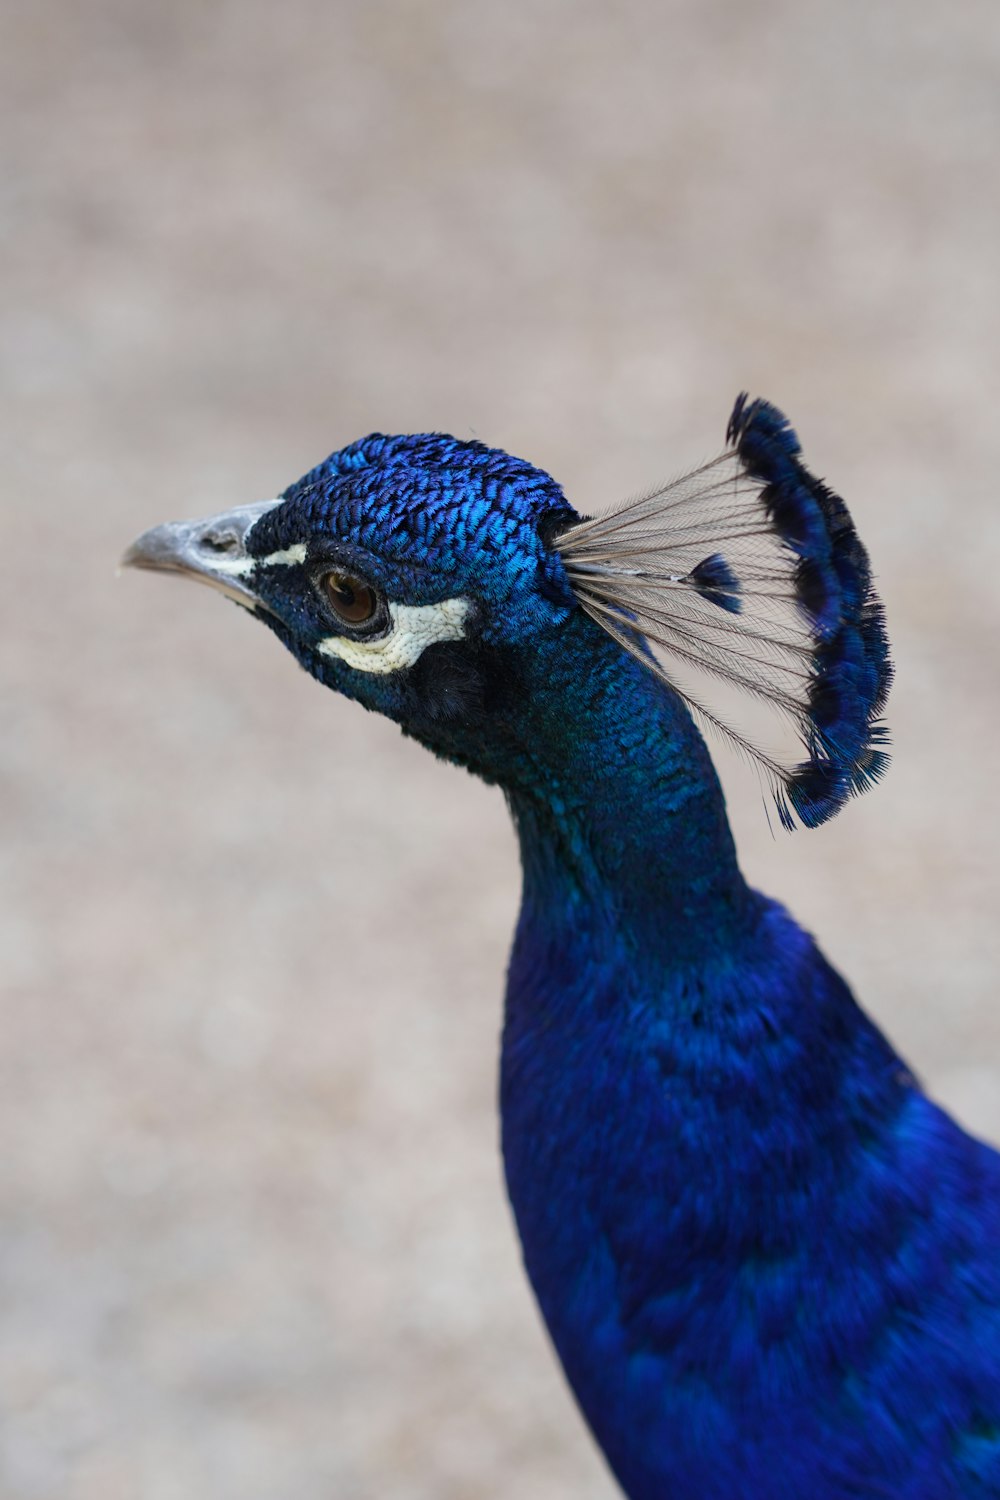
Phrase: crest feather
[{"left": 556, "top": 395, "right": 893, "bottom": 829}]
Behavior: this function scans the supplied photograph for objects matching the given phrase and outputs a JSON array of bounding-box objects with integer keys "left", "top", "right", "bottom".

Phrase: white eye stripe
[
  {"left": 259, "top": 543, "right": 307, "bottom": 568},
  {"left": 206, "top": 543, "right": 305, "bottom": 577},
  {"left": 317, "top": 598, "right": 470, "bottom": 675}
]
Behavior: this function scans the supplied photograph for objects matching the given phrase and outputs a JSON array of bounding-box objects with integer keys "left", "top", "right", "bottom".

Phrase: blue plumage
[
  {"left": 687, "top": 552, "right": 743, "bottom": 613},
  {"left": 727, "top": 395, "right": 893, "bottom": 827},
  {"left": 125, "top": 398, "right": 1000, "bottom": 1498}
]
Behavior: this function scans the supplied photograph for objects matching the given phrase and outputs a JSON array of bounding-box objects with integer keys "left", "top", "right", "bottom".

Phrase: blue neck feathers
[
  {"left": 505, "top": 616, "right": 755, "bottom": 971},
  {"left": 495, "top": 614, "right": 930, "bottom": 1497}
]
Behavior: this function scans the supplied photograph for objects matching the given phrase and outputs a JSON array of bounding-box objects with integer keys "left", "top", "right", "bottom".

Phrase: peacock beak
[{"left": 121, "top": 499, "right": 281, "bottom": 612}]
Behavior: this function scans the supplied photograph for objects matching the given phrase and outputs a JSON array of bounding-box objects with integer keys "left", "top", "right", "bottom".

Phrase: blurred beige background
[{"left": 2, "top": 1, "right": 999, "bottom": 1496}]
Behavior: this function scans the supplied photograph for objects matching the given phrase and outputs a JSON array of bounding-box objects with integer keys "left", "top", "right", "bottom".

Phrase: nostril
[{"left": 200, "top": 528, "right": 241, "bottom": 555}]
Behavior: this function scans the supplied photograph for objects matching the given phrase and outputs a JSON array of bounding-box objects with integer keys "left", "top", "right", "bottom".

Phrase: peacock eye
[{"left": 320, "top": 569, "right": 378, "bottom": 625}]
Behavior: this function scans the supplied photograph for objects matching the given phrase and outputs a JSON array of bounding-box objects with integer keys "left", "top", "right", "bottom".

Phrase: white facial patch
[
  {"left": 258, "top": 542, "right": 307, "bottom": 569},
  {"left": 209, "top": 540, "right": 307, "bottom": 578},
  {"left": 317, "top": 597, "right": 471, "bottom": 675}
]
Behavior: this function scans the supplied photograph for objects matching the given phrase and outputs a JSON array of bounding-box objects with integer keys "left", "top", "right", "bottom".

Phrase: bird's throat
[{"left": 504, "top": 614, "right": 757, "bottom": 971}]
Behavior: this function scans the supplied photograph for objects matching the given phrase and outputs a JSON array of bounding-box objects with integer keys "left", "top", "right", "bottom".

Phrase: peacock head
[
  {"left": 124, "top": 399, "right": 893, "bottom": 826},
  {"left": 123, "top": 433, "right": 583, "bottom": 774}
]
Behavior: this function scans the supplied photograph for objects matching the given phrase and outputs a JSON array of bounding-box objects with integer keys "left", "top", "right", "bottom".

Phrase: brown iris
[{"left": 320, "top": 569, "right": 378, "bottom": 625}]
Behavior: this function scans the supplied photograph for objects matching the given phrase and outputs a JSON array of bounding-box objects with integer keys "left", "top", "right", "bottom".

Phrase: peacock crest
[{"left": 555, "top": 395, "right": 893, "bottom": 829}]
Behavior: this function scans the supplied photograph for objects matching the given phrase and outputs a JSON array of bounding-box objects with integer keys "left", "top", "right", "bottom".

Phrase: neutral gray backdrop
[{"left": 3, "top": 1, "right": 999, "bottom": 1496}]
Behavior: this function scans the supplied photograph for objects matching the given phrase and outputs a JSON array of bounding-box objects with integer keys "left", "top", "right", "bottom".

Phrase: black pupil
[{"left": 325, "top": 572, "right": 375, "bottom": 624}]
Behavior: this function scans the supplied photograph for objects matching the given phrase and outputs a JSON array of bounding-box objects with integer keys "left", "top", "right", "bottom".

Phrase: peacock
[{"left": 124, "top": 396, "right": 1000, "bottom": 1499}]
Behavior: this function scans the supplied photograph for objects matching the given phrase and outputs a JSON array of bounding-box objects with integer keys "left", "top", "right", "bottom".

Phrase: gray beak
[{"left": 121, "top": 499, "right": 281, "bottom": 611}]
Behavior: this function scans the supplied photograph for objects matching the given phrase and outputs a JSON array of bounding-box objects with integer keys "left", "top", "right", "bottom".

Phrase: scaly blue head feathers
[{"left": 252, "top": 432, "right": 572, "bottom": 642}]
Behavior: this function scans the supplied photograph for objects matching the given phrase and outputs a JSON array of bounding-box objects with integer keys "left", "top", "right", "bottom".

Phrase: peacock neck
[
  {"left": 502, "top": 615, "right": 758, "bottom": 977},
  {"left": 495, "top": 620, "right": 910, "bottom": 1500},
  {"left": 493, "top": 619, "right": 919, "bottom": 1500}
]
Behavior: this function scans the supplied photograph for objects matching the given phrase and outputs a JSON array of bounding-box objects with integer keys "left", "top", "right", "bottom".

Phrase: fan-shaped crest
[{"left": 556, "top": 396, "right": 893, "bottom": 829}]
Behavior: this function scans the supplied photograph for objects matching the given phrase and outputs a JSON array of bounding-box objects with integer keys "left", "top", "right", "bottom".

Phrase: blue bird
[{"left": 125, "top": 398, "right": 1000, "bottom": 1499}]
